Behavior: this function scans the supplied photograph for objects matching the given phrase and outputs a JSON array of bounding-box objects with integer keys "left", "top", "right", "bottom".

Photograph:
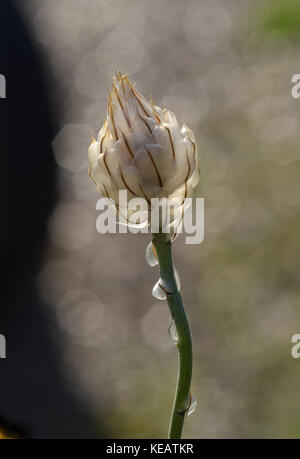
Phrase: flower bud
[{"left": 88, "top": 72, "right": 200, "bottom": 227}]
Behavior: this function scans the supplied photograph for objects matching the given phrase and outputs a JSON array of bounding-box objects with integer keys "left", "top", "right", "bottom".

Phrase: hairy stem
[{"left": 152, "top": 232, "right": 193, "bottom": 439}]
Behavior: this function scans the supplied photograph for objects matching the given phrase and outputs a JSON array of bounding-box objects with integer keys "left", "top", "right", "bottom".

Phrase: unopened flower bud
[{"left": 88, "top": 72, "right": 200, "bottom": 227}]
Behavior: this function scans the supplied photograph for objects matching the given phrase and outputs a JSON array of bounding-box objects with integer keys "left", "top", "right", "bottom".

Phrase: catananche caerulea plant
[{"left": 88, "top": 72, "right": 200, "bottom": 438}]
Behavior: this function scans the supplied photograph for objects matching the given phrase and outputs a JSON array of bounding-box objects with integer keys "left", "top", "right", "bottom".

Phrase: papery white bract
[{"left": 88, "top": 72, "right": 200, "bottom": 228}]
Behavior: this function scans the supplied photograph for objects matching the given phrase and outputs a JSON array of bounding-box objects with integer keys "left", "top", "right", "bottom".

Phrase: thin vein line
[
  {"left": 137, "top": 110, "right": 152, "bottom": 134},
  {"left": 102, "top": 183, "right": 120, "bottom": 212},
  {"left": 115, "top": 86, "right": 131, "bottom": 129},
  {"left": 100, "top": 123, "right": 108, "bottom": 153},
  {"left": 144, "top": 145, "right": 163, "bottom": 187},
  {"left": 152, "top": 107, "right": 161, "bottom": 123},
  {"left": 110, "top": 103, "right": 118, "bottom": 141},
  {"left": 138, "top": 184, "right": 151, "bottom": 205},
  {"left": 102, "top": 183, "right": 110, "bottom": 199},
  {"left": 102, "top": 149, "right": 111, "bottom": 176},
  {"left": 184, "top": 149, "right": 191, "bottom": 199},
  {"left": 188, "top": 134, "right": 196, "bottom": 157},
  {"left": 120, "top": 74, "right": 126, "bottom": 96},
  {"left": 119, "top": 163, "right": 137, "bottom": 196},
  {"left": 130, "top": 86, "right": 150, "bottom": 118},
  {"left": 165, "top": 126, "right": 176, "bottom": 159},
  {"left": 120, "top": 130, "right": 134, "bottom": 159},
  {"left": 88, "top": 165, "right": 103, "bottom": 194}
]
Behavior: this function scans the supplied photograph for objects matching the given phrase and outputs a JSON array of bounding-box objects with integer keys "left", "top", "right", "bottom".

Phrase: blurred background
[{"left": 1, "top": 0, "right": 300, "bottom": 438}]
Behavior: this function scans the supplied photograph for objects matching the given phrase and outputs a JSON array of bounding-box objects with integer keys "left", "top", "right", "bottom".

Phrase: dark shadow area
[{"left": 0, "top": 0, "right": 100, "bottom": 438}]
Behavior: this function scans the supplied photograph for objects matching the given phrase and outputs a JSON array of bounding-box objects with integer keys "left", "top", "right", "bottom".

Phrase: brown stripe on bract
[
  {"left": 138, "top": 183, "right": 151, "bottom": 205},
  {"left": 188, "top": 133, "right": 197, "bottom": 158},
  {"left": 184, "top": 148, "right": 191, "bottom": 199},
  {"left": 151, "top": 107, "right": 161, "bottom": 124},
  {"left": 114, "top": 81, "right": 131, "bottom": 129},
  {"left": 100, "top": 122, "right": 108, "bottom": 153},
  {"left": 113, "top": 79, "right": 124, "bottom": 111},
  {"left": 165, "top": 125, "right": 176, "bottom": 159},
  {"left": 102, "top": 149, "right": 111, "bottom": 176},
  {"left": 109, "top": 95, "right": 118, "bottom": 141},
  {"left": 102, "top": 182, "right": 112, "bottom": 201},
  {"left": 119, "top": 163, "right": 137, "bottom": 196},
  {"left": 144, "top": 145, "right": 163, "bottom": 188},
  {"left": 150, "top": 96, "right": 162, "bottom": 123},
  {"left": 102, "top": 183, "right": 120, "bottom": 214},
  {"left": 102, "top": 182, "right": 122, "bottom": 215},
  {"left": 188, "top": 134, "right": 201, "bottom": 177},
  {"left": 130, "top": 84, "right": 151, "bottom": 118},
  {"left": 197, "top": 163, "right": 201, "bottom": 177},
  {"left": 179, "top": 149, "right": 192, "bottom": 227},
  {"left": 120, "top": 73, "right": 127, "bottom": 97},
  {"left": 191, "top": 139, "right": 196, "bottom": 157},
  {"left": 137, "top": 110, "right": 152, "bottom": 134},
  {"left": 120, "top": 130, "right": 135, "bottom": 159},
  {"left": 88, "top": 165, "right": 103, "bottom": 194},
  {"left": 163, "top": 108, "right": 170, "bottom": 123}
]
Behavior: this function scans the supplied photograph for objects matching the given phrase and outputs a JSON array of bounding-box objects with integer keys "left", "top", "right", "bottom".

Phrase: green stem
[{"left": 152, "top": 232, "right": 193, "bottom": 439}]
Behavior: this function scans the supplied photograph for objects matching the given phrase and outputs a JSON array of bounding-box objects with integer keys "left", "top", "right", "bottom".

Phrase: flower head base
[{"left": 88, "top": 72, "right": 200, "bottom": 229}]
